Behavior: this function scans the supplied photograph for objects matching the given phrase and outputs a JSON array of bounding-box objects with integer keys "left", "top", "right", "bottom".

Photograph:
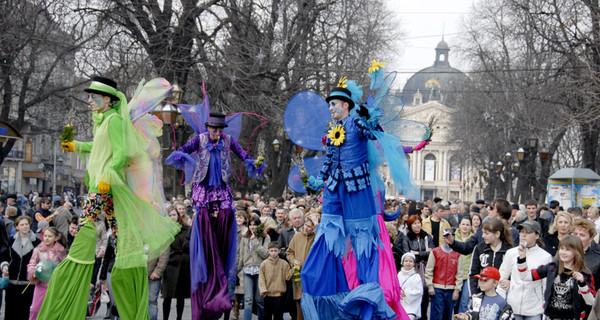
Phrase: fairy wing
[
  {"left": 224, "top": 113, "right": 242, "bottom": 139},
  {"left": 287, "top": 155, "right": 327, "bottom": 194},
  {"left": 284, "top": 91, "right": 330, "bottom": 152},
  {"left": 384, "top": 119, "right": 431, "bottom": 143},
  {"left": 129, "top": 78, "right": 173, "bottom": 121},
  {"left": 126, "top": 78, "right": 174, "bottom": 214}
]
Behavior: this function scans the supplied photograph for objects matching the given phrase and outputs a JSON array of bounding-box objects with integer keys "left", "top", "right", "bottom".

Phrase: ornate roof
[{"left": 402, "top": 39, "right": 469, "bottom": 106}]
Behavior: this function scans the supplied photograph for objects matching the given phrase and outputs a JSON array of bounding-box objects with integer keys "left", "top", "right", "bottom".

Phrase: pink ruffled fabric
[{"left": 342, "top": 215, "right": 410, "bottom": 320}]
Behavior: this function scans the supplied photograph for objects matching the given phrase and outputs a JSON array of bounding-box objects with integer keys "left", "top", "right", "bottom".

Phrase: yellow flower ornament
[
  {"left": 368, "top": 59, "right": 386, "bottom": 74},
  {"left": 327, "top": 124, "right": 346, "bottom": 146}
]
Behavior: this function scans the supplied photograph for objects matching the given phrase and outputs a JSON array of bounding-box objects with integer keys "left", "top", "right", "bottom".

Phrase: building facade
[{"left": 394, "top": 40, "right": 479, "bottom": 202}]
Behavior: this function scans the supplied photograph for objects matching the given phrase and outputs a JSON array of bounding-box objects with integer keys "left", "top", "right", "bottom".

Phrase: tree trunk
[{"left": 581, "top": 121, "right": 600, "bottom": 171}]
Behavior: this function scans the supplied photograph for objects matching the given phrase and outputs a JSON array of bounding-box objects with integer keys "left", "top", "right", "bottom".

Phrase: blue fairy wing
[
  {"left": 284, "top": 91, "right": 330, "bottom": 152},
  {"left": 384, "top": 119, "right": 431, "bottom": 143},
  {"left": 373, "top": 94, "right": 404, "bottom": 126},
  {"left": 287, "top": 155, "right": 327, "bottom": 194},
  {"left": 373, "top": 71, "right": 397, "bottom": 101}
]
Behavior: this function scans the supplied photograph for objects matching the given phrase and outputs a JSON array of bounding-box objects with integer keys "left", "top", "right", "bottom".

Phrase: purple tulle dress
[{"left": 178, "top": 133, "right": 262, "bottom": 320}]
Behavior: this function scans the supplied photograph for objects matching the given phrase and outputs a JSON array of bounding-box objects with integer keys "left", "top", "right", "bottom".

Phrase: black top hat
[
  {"left": 205, "top": 112, "right": 228, "bottom": 128},
  {"left": 326, "top": 87, "right": 355, "bottom": 109},
  {"left": 84, "top": 76, "right": 120, "bottom": 102}
]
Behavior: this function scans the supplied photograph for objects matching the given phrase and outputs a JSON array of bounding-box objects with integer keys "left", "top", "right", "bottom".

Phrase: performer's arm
[
  {"left": 74, "top": 141, "right": 93, "bottom": 153},
  {"left": 229, "top": 136, "right": 254, "bottom": 162},
  {"left": 107, "top": 115, "right": 128, "bottom": 172},
  {"left": 318, "top": 144, "right": 333, "bottom": 181},
  {"left": 178, "top": 134, "right": 200, "bottom": 154},
  {"left": 27, "top": 248, "right": 40, "bottom": 282},
  {"left": 229, "top": 135, "right": 266, "bottom": 178},
  {"left": 354, "top": 117, "right": 379, "bottom": 140}
]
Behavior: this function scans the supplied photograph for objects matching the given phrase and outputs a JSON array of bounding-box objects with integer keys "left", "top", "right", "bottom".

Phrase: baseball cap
[
  {"left": 511, "top": 203, "right": 520, "bottom": 210},
  {"left": 517, "top": 220, "right": 542, "bottom": 235},
  {"left": 36, "top": 220, "right": 49, "bottom": 233},
  {"left": 474, "top": 267, "right": 500, "bottom": 281},
  {"left": 475, "top": 199, "right": 485, "bottom": 205}
]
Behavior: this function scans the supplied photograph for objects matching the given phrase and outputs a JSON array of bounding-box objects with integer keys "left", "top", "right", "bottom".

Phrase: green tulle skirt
[
  {"left": 38, "top": 183, "right": 179, "bottom": 318},
  {"left": 37, "top": 222, "right": 96, "bottom": 320},
  {"left": 111, "top": 183, "right": 180, "bottom": 268}
]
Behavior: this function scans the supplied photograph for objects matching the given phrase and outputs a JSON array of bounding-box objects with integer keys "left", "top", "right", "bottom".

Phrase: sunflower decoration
[{"left": 327, "top": 124, "right": 346, "bottom": 146}]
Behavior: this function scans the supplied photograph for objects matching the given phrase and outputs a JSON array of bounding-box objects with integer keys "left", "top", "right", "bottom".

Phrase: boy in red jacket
[{"left": 425, "top": 229, "right": 464, "bottom": 320}]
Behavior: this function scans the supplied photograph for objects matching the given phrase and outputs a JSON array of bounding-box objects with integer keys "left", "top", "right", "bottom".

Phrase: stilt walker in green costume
[{"left": 38, "top": 76, "right": 180, "bottom": 319}]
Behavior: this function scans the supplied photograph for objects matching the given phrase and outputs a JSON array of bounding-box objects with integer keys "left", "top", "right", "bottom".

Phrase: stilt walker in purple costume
[
  {"left": 301, "top": 77, "right": 397, "bottom": 320},
  {"left": 169, "top": 112, "right": 265, "bottom": 319}
]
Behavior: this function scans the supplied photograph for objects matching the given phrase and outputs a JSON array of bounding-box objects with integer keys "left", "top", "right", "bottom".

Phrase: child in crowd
[
  {"left": 259, "top": 242, "right": 292, "bottom": 320},
  {"left": 0, "top": 262, "right": 9, "bottom": 290},
  {"left": 455, "top": 267, "right": 509, "bottom": 320},
  {"left": 518, "top": 234, "right": 595, "bottom": 319},
  {"left": 425, "top": 228, "right": 463, "bottom": 320},
  {"left": 397, "top": 252, "right": 423, "bottom": 320},
  {"left": 27, "top": 226, "right": 67, "bottom": 319}
]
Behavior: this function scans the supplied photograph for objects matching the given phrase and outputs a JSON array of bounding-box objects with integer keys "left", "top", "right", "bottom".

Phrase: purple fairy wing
[
  {"left": 287, "top": 155, "right": 327, "bottom": 194},
  {"left": 284, "top": 91, "right": 330, "bottom": 152},
  {"left": 179, "top": 102, "right": 209, "bottom": 134},
  {"left": 224, "top": 113, "right": 242, "bottom": 140}
]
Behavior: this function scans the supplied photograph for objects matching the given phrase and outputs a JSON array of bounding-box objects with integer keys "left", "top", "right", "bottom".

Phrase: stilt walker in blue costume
[{"left": 301, "top": 77, "right": 397, "bottom": 320}]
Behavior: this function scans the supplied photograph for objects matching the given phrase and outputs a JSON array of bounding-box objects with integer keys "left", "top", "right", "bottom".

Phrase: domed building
[
  {"left": 389, "top": 40, "right": 478, "bottom": 202},
  {"left": 402, "top": 39, "right": 469, "bottom": 106}
]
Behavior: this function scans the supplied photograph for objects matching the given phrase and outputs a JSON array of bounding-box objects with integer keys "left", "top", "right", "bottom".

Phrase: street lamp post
[{"left": 154, "top": 83, "right": 185, "bottom": 197}]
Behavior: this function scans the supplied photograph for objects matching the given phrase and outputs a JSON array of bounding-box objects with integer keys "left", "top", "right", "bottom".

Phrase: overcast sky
[{"left": 385, "top": 0, "right": 475, "bottom": 89}]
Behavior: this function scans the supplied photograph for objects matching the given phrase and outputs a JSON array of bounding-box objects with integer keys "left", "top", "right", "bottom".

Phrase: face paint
[
  {"left": 329, "top": 101, "right": 343, "bottom": 114},
  {"left": 92, "top": 97, "right": 103, "bottom": 108}
]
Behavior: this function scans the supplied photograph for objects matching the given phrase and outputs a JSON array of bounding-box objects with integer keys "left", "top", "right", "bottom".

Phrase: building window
[
  {"left": 423, "top": 189, "right": 435, "bottom": 201},
  {"left": 449, "top": 156, "right": 462, "bottom": 181},
  {"left": 423, "top": 153, "right": 436, "bottom": 181}
]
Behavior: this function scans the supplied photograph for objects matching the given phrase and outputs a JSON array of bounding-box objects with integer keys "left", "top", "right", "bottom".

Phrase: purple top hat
[{"left": 205, "top": 112, "right": 228, "bottom": 128}]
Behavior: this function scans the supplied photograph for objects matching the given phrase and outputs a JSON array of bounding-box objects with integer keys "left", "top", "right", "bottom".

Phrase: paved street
[{"left": 88, "top": 298, "right": 292, "bottom": 319}]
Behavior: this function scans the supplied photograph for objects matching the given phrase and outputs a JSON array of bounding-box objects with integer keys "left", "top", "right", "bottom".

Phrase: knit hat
[{"left": 401, "top": 252, "right": 416, "bottom": 265}]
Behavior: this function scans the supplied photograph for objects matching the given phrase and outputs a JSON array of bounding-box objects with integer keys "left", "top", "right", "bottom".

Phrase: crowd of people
[
  {"left": 389, "top": 197, "right": 600, "bottom": 320},
  {"left": 4, "top": 190, "right": 600, "bottom": 320}
]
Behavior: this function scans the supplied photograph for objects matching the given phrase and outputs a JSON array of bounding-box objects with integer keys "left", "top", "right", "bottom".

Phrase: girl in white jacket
[
  {"left": 398, "top": 252, "right": 423, "bottom": 319},
  {"left": 498, "top": 220, "right": 552, "bottom": 320}
]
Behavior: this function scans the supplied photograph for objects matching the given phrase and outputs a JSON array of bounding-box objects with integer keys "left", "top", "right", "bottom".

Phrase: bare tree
[
  {"left": 0, "top": 0, "right": 102, "bottom": 165},
  {"left": 450, "top": 0, "right": 572, "bottom": 202},
  {"left": 93, "top": 0, "right": 401, "bottom": 197}
]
